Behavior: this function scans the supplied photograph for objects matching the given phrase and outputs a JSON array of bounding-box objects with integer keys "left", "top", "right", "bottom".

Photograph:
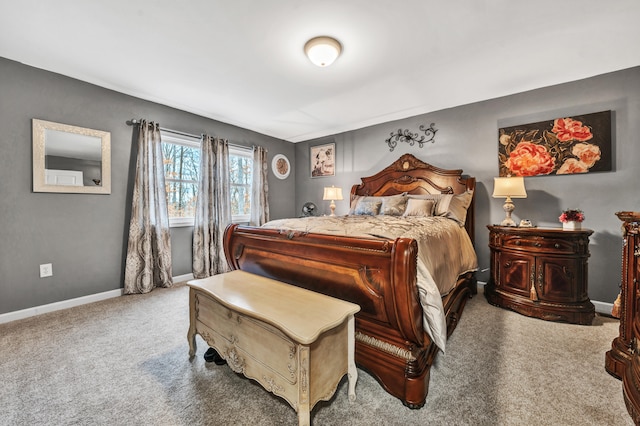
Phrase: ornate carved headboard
[{"left": 350, "top": 154, "right": 476, "bottom": 244}]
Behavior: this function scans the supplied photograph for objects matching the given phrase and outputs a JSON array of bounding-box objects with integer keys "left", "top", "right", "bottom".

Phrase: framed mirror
[{"left": 33, "top": 119, "right": 111, "bottom": 194}]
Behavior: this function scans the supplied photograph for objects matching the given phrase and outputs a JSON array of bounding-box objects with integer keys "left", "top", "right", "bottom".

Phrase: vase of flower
[
  {"left": 559, "top": 209, "right": 585, "bottom": 230},
  {"left": 563, "top": 221, "right": 582, "bottom": 230}
]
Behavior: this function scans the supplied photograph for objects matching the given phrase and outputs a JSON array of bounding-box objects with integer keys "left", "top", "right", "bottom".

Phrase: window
[
  {"left": 161, "top": 132, "right": 253, "bottom": 226},
  {"left": 162, "top": 133, "right": 201, "bottom": 227},
  {"left": 229, "top": 146, "right": 253, "bottom": 223}
]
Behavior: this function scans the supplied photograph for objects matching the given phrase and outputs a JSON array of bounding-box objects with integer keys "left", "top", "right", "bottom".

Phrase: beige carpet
[{"left": 0, "top": 284, "right": 633, "bottom": 425}]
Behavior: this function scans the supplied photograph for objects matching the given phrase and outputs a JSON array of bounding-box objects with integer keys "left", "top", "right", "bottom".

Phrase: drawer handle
[
  {"left": 535, "top": 242, "right": 542, "bottom": 247},
  {"left": 554, "top": 243, "right": 560, "bottom": 249},
  {"left": 514, "top": 241, "right": 521, "bottom": 245}
]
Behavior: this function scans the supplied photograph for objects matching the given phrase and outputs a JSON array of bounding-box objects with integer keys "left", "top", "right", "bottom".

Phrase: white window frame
[
  {"left": 229, "top": 146, "right": 254, "bottom": 224},
  {"left": 161, "top": 132, "right": 201, "bottom": 228}
]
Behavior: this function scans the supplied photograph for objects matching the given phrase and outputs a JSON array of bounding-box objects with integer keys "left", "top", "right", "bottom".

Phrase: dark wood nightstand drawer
[{"left": 502, "top": 235, "right": 575, "bottom": 254}]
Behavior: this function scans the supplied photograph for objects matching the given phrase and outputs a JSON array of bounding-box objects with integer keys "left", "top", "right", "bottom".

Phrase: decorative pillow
[
  {"left": 403, "top": 199, "right": 436, "bottom": 217},
  {"left": 407, "top": 193, "right": 445, "bottom": 203},
  {"left": 349, "top": 195, "right": 363, "bottom": 214},
  {"left": 380, "top": 194, "right": 408, "bottom": 215},
  {"left": 349, "top": 193, "right": 408, "bottom": 215},
  {"left": 433, "top": 194, "right": 454, "bottom": 216},
  {"left": 354, "top": 200, "right": 382, "bottom": 216},
  {"left": 435, "top": 190, "right": 474, "bottom": 226}
]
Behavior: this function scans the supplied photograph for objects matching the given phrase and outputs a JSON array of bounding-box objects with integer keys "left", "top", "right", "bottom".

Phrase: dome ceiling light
[{"left": 304, "top": 36, "right": 342, "bottom": 67}]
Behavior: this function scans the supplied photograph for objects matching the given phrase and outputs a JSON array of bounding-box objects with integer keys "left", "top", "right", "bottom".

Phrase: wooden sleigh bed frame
[{"left": 223, "top": 154, "right": 477, "bottom": 408}]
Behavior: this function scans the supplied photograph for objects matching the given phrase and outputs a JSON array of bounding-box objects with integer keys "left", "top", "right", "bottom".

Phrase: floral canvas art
[{"left": 498, "top": 110, "right": 612, "bottom": 177}]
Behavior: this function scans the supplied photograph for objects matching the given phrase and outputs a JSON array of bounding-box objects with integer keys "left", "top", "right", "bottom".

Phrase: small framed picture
[{"left": 310, "top": 143, "right": 335, "bottom": 178}]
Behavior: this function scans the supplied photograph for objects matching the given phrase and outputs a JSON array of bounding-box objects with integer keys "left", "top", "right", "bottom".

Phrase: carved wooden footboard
[{"left": 223, "top": 224, "right": 476, "bottom": 408}]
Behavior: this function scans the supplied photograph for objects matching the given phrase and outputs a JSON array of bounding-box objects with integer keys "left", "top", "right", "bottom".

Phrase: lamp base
[
  {"left": 329, "top": 200, "right": 336, "bottom": 216},
  {"left": 500, "top": 217, "right": 517, "bottom": 227},
  {"left": 501, "top": 197, "right": 517, "bottom": 226}
]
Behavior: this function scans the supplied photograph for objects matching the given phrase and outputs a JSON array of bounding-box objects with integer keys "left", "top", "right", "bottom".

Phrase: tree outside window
[
  {"left": 162, "top": 133, "right": 200, "bottom": 226},
  {"left": 161, "top": 132, "right": 253, "bottom": 226}
]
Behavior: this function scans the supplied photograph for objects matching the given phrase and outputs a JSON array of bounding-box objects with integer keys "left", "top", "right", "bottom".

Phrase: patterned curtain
[
  {"left": 192, "top": 135, "right": 231, "bottom": 279},
  {"left": 124, "top": 120, "right": 173, "bottom": 294},
  {"left": 250, "top": 145, "right": 270, "bottom": 226}
]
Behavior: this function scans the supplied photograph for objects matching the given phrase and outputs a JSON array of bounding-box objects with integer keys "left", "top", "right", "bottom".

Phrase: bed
[{"left": 223, "top": 153, "right": 478, "bottom": 408}]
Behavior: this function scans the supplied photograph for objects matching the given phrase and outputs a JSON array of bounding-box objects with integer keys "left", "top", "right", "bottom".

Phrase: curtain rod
[{"left": 127, "top": 119, "right": 248, "bottom": 149}]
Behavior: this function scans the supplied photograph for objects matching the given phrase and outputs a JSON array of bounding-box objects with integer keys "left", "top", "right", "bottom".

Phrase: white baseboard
[
  {"left": 173, "top": 273, "right": 194, "bottom": 283},
  {"left": 477, "top": 281, "right": 614, "bottom": 316},
  {"left": 592, "top": 300, "right": 615, "bottom": 316},
  {"left": 0, "top": 273, "right": 195, "bottom": 325},
  {"left": 0, "top": 288, "right": 123, "bottom": 325}
]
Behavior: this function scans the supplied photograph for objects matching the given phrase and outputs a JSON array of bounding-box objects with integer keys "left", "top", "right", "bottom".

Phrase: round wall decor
[{"left": 272, "top": 154, "right": 290, "bottom": 179}]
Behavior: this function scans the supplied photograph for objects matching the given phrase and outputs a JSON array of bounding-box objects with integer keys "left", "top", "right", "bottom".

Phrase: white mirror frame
[{"left": 33, "top": 119, "right": 111, "bottom": 194}]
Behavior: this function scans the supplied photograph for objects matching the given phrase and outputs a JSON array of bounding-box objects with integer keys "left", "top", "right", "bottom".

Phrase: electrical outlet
[{"left": 39, "top": 263, "right": 53, "bottom": 278}]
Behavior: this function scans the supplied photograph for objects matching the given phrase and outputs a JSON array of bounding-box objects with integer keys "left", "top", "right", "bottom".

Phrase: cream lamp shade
[
  {"left": 493, "top": 176, "right": 527, "bottom": 226},
  {"left": 304, "top": 36, "right": 342, "bottom": 67},
  {"left": 323, "top": 186, "right": 343, "bottom": 216}
]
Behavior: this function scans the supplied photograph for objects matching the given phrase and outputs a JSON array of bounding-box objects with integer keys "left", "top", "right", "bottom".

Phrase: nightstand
[{"left": 485, "top": 225, "right": 595, "bottom": 325}]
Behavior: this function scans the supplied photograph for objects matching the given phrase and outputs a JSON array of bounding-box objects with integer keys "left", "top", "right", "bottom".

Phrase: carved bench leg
[
  {"left": 347, "top": 315, "right": 358, "bottom": 402},
  {"left": 187, "top": 330, "right": 196, "bottom": 358},
  {"left": 297, "top": 346, "right": 310, "bottom": 426}
]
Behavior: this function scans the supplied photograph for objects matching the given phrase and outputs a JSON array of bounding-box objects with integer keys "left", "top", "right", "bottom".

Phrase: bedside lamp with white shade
[
  {"left": 323, "top": 186, "right": 343, "bottom": 216},
  {"left": 493, "top": 176, "right": 527, "bottom": 226}
]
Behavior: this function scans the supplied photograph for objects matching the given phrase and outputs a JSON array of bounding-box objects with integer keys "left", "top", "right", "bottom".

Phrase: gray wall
[
  {"left": 0, "top": 57, "right": 295, "bottom": 314},
  {"left": 2, "top": 54, "right": 637, "bottom": 315},
  {"left": 295, "top": 66, "right": 640, "bottom": 305}
]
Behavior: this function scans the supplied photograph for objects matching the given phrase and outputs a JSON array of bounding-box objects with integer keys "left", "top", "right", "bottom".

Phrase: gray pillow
[
  {"left": 348, "top": 195, "right": 365, "bottom": 215},
  {"left": 354, "top": 200, "right": 382, "bottom": 216},
  {"left": 350, "top": 194, "right": 408, "bottom": 215},
  {"left": 403, "top": 198, "right": 436, "bottom": 217},
  {"left": 436, "top": 190, "right": 474, "bottom": 226},
  {"left": 380, "top": 194, "right": 408, "bottom": 215}
]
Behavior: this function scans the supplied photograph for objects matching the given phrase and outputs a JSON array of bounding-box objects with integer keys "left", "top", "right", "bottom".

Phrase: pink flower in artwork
[
  {"left": 552, "top": 118, "right": 594, "bottom": 142},
  {"left": 572, "top": 143, "right": 601, "bottom": 167},
  {"left": 557, "top": 158, "right": 589, "bottom": 174},
  {"left": 505, "top": 141, "right": 555, "bottom": 176}
]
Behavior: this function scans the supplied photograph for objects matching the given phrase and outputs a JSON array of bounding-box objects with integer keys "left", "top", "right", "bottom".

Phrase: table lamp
[
  {"left": 323, "top": 186, "right": 343, "bottom": 216},
  {"left": 493, "top": 176, "right": 527, "bottom": 226}
]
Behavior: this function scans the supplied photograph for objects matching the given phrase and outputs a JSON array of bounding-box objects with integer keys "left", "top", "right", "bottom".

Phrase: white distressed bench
[{"left": 187, "top": 270, "right": 360, "bottom": 426}]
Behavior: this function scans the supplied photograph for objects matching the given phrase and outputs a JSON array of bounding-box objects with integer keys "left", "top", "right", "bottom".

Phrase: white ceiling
[{"left": 1, "top": 1, "right": 639, "bottom": 143}]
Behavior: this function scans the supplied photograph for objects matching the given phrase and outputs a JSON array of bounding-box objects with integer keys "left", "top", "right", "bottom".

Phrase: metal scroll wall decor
[{"left": 385, "top": 123, "right": 437, "bottom": 152}]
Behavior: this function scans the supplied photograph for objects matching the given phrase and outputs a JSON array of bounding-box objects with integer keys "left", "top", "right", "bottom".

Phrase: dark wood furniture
[
  {"left": 604, "top": 212, "right": 640, "bottom": 424},
  {"left": 485, "top": 225, "right": 595, "bottom": 325},
  {"left": 606, "top": 212, "right": 640, "bottom": 380},
  {"left": 223, "top": 154, "right": 477, "bottom": 409}
]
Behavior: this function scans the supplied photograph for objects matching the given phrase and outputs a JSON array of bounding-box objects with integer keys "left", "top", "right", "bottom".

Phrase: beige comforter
[{"left": 261, "top": 215, "right": 478, "bottom": 352}]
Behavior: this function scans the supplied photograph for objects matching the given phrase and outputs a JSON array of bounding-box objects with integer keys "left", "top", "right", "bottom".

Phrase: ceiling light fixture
[{"left": 304, "top": 36, "right": 342, "bottom": 67}]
